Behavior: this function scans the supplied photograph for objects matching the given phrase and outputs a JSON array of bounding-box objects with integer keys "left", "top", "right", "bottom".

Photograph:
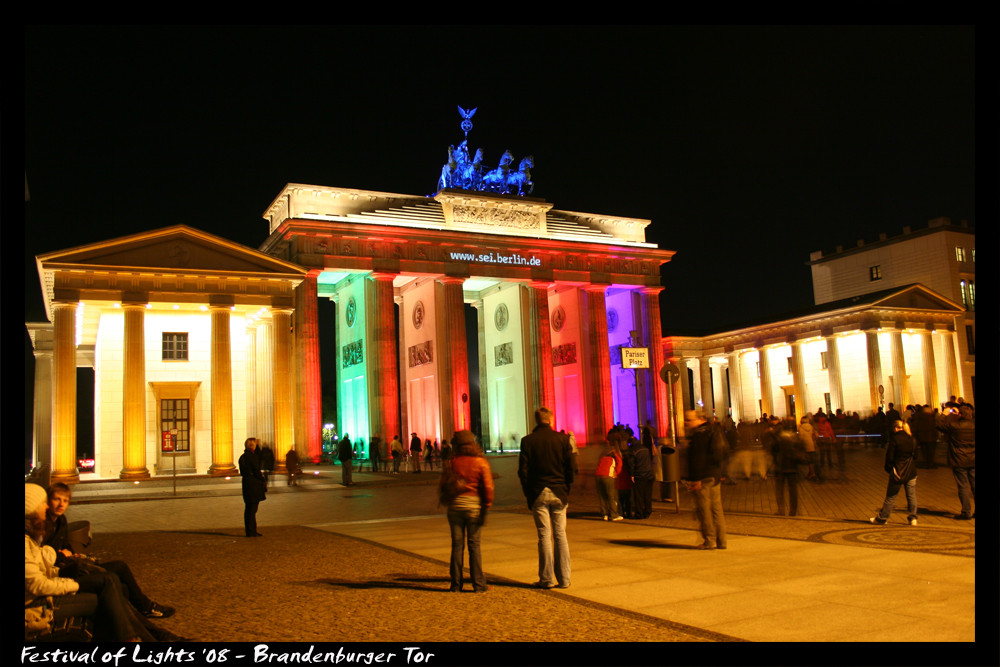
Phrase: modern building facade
[{"left": 664, "top": 218, "right": 975, "bottom": 434}]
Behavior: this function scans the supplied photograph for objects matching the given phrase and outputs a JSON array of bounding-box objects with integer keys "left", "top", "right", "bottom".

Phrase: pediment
[
  {"left": 38, "top": 225, "right": 305, "bottom": 277},
  {"left": 870, "top": 285, "right": 963, "bottom": 312}
]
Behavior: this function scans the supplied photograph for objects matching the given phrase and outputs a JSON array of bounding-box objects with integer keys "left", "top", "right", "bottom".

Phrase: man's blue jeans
[
  {"left": 531, "top": 487, "right": 570, "bottom": 587},
  {"left": 876, "top": 476, "right": 918, "bottom": 522}
]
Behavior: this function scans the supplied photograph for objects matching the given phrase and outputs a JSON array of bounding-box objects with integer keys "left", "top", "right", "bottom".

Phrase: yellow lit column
[
  {"left": 699, "top": 357, "right": 714, "bottom": 416},
  {"left": 921, "top": 328, "right": 939, "bottom": 408},
  {"left": 790, "top": 340, "right": 807, "bottom": 425},
  {"left": 824, "top": 334, "right": 845, "bottom": 412},
  {"left": 864, "top": 328, "right": 884, "bottom": 413},
  {"left": 727, "top": 350, "right": 743, "bottom": 423},
  {"left": 208, "top": 305, "right": 237, "bottom": 476},
  {"left": 244, "top": 319, "right": 258, "bottom": 439},
  {"left": 889, "top": 328, "right": 910, "bottom": 408},
  {"left": 943, "top": 329, "right": 962, "bottom": 401},
  {"left": 272, "top": 307, "right": 295, "bottom": 463},
  {"left": 758, "top": 346, "right": 774, "bottom": 418},
  {"left": 120, "top": 302, "right": 150, "bottom": 479},
  {"left": 50, "top": 301, "right": 79, "bottom": 484},
  {"left": 669, "top": 357, "right": 687, "bottom": 441},
  {"left": 30, "top": 329, "right": 54, "bottom": 471}
]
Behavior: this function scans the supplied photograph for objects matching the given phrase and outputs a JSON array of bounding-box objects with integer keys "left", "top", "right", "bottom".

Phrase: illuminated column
[
  {"left": 367, "top": 272, "right": 401, "bottom": 447},
  {"left": 790, "top": 340, "right": 807, "bottom": 425},
  {"left": 120, "top": 302, "right": 150, "bottom": 479},
  {"left": 584, "top": 285, "right": 614, "bottom": 439},
  {"left": 824, "top": 334, "right": 844, "bottom": 412},
  {"left": 298, "top": 271, "right": 323, "bottom": 462},
  {"left": 943, "top": 329, "right": 962, "bottom": 401},
  {"left": 472, "top": 299, "right": 491, "bottom": 446},
  {"left": 255, "top": 319, "right": 275, "bottom": 456},
  {"left": 31, "top": 329, "right": 54, "bottom": 470},
  {"left": 272, "top": 307, "right": 295, "bottom": 465},
  {"left": 727, "top": 350, "right": 743, "bottom": 422},
  {"left": 244, "top": 319, "right": 258, "bottom": 439},
  {"left": 527, "top": 280, "right": 556, "bottom": 415},
  {"left": 921, "top": 328, "right": 939, "bottom": 408},
  {"left": 699, "top": 357, "right": 713, "bottom": 416},
  {"left": 669, "top": 357, "right": 686, "bottom": 441},
  {"left": 758, "top": 346, "right": 774, "bottom": 418},
  {"left": 208, "top": 305, "right": 237, "bottom": 476},
  {"left": 641, "top": 287, "right": 669, "bottom": 438},
  {"left": 437, "top": 277, "right": 470, "bottom": 433},
  {"left": 864, "top": 328, "right": 884, "bottom": 413},
  {"left": 889, "top": 328, "right": 909, "bottom": 408},
  {"left": 50, "top": 301, "right": 79, "bottom": 484}
]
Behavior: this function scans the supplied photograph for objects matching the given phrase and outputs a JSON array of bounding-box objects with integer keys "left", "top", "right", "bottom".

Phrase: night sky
[{"left": 23, "top": 26, "right": 975, "bottom": 453}]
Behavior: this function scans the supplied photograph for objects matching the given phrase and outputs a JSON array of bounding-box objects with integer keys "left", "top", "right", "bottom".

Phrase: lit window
[
  {"left": 787, "top": 357, "right": 794, "bottom": 374},
  {"left": 955, "top": 246, "right": 966, "bottom": 262},
  {"left": 162, "top": 332, "right": 189, "bottom": 361},
  {"left": 959, "top": 280, "right": 975, "bottom": 312},
  {"left": 869, "top": 265, "right": 882, "bottom": 281},
  {"left": 755, "top": 361, "right": 760, "bottom": 378},
  {"left": 820, "top": 351, "right": 828, "bottom": 370},
  {"left": 160, "top": 399, "right": 190, "bottom": 452}
]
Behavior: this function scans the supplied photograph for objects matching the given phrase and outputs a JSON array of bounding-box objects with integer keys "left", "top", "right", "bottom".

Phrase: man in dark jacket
[
  {"left": 940, "top": 404, "right": 975, "bottom": 520},
  {"left": 910, "top": 405, "right": 938, "bottom": 468},
  {"left": 338, "top": 434, "right": 354, "bottom": 486},
  {"left": 239, "top": 438, "right": 266, "bottom": 537},
  {"left": 409, "top": 433, "right": 422, "bottom": 473},
  {"left": 683, "top": 410, "right": 727, "bottom": 550},
  {"left": 518, "top": 407, "right": 574, "bottom": 589}
]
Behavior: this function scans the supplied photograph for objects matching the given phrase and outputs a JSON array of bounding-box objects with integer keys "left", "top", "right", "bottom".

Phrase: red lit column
[
  {"left": 297, "top": 271, "right": 323, "bottom": 462},
  {"left": 584, "top": 285, "right": 613, "bottom": 441},
  {"left": 367, "top": 272, "right": 401, "bottom": 446},
  {"left": 640, "top": 287, "right": 669, "bottom": 439},
  {"left": 437, "top": 277, "right": 470, "bottom": 434},
  {"left": 528, "top": 280, "right": 556, "bottom": 414}
]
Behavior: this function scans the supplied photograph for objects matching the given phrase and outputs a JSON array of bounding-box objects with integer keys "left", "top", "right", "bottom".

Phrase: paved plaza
[{"left": 61, "top": 443, "right": 978, "bottom": 650}]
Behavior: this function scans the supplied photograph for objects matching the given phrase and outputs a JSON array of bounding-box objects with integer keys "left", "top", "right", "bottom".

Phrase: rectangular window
[
  {"left": 160, "top": 399, "right": 190, "bottom": 452},
  {"left": 787, "top": 357, "right": 794, "bottom": 374},
  {"left": 824, "top": 392, "right": 832, "bottom": 415},
  {"left": 869, "top": 265, "right": 882, "bottom": 281},
  {"left": 755, "top": 361, "right": 760, "bottom": 378},
  {"left": 820, "top": 351, "right": 828, "bottom": 370},
  {"left": 955, "top": 246, "right": 966, "bottom": 262},
  {"left": 960, "top": 280, "right": 975, "bottom": 312},
  {"left": 162, "top": 333, "right": 188, "bottom": 361},
  {"left": 965, "top": 324, "right": 975, "bottom": 355}
]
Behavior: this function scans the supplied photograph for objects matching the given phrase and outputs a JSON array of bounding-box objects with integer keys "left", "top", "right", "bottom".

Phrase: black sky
[{"left": 24, "top": 25, "right": 975, "bottom": 333}]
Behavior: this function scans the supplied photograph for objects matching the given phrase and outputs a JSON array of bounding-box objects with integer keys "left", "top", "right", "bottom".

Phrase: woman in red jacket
[
  {"left": 595, "top": 440, "right": 624, "bottom": 521},
  {"left": 439, "top": 430, "right": 495, "bottom": 593}
]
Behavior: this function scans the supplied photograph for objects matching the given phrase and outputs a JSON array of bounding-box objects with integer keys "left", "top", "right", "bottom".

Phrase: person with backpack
[
  {"left": 439, "top": 430, "right": 494, "bottom": 593},
  {"left": 595, "top": 438, "right": 623, "bottom": 521},
  {"left": 869, "top": 420, "right": 919, "bottom": 525}
]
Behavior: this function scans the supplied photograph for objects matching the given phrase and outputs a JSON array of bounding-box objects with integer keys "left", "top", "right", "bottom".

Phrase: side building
[{"left": 663, "top": 218, "right": 974, "bottom": 436}]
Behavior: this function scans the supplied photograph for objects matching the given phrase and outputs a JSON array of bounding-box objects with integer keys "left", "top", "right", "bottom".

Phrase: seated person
[
  {"left": 26, "top": 483, "right": 139, "bottom": 642},
  {"left": 43, "top": 482, "right": 175, "bottom": 619}
]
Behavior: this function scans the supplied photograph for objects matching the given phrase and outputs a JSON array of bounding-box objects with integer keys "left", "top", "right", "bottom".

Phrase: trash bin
[{"left": 660, "top": 444, "right": 680, "bottom": 512}]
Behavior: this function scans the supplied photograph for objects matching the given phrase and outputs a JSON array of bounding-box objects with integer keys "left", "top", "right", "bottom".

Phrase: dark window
[
  {"left": 162, "top": 333, "right": 188, "bottom": 361},
  {"left": 965, "top": 325, "right": 975, "bottom": 355}
]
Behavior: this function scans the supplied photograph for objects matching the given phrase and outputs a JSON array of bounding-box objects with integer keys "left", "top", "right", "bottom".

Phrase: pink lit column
[
  {"left": 368, "top": 272, "right": 401, "bottom": 446},
  {"left": 528, "top": 280, "right": 556, "bottom": 414},
  {"left": 437, "top": 277, "right": 470, "bottom": 434},
  {"left": 641, "top": 287, "right": 670, "bottom": 439},
  {"left": 584, "top": 285, "right": 614, "bottom": 441}
]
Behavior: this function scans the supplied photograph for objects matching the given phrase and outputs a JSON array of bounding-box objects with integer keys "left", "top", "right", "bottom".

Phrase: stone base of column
[
  {"left": 119, "top": 467, "right": 151, "bottom": 480},
  {"left": 207, "top": 463, "right": 239, "bottom": 477},
  {"left": 50, "top": 470, "right": 81, "bottom": 485}
]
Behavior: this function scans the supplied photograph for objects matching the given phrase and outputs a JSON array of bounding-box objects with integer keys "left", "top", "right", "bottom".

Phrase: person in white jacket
[{"left": 25, "top": 483, "right": 137, "bottom": 641}]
